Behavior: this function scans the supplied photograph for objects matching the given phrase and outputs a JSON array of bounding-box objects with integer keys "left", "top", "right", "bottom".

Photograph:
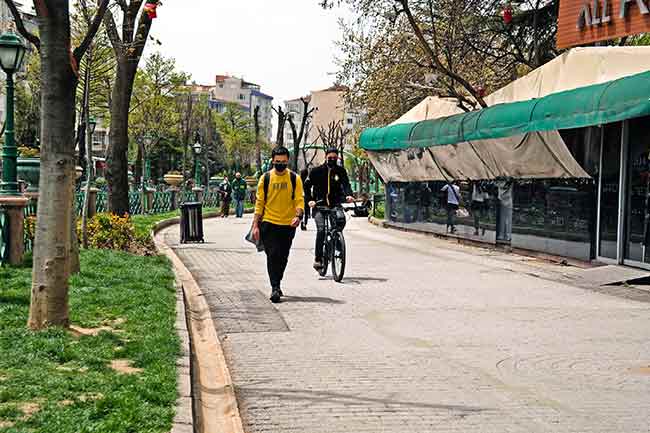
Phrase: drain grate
[{"left": 203, "top": 289, "right": 290, "bottom": 334}]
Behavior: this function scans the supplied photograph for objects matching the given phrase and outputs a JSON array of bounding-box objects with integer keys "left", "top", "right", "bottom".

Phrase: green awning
[{"left": 360, "top": 70, "right": 650, "bottom": 151}]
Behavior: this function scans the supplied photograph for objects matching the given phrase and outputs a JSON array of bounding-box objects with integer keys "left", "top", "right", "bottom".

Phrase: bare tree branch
[
  {"left": 3, "top": 0, "right": 40, "bottom": 50},
  {"left": 396, "top": 0, "right": 488, "bottom": 108},
  {"left": 103, "top": 7, "right": 123, "bottom": 55},
  {"left": 73, "top": 0, "right": 111, "bottom": 64}
]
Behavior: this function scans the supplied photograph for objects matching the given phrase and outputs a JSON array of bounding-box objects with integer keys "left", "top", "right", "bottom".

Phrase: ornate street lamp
[
  {"left": 192, "top": 136, "right": 202, "bottom": 187},
  {"left": 143, "top": 133, "right": 154, "bottom": 189},
  {"left": 0, "top": 31, "right": 26, "bottom": 196}
]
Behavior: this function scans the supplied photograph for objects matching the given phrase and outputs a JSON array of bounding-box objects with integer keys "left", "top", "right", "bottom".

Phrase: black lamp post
[{"left": 0, "top": 30, "right": 26, "bottom": 196}]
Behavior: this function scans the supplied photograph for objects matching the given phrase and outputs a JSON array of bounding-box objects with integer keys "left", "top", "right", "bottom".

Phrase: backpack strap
[{"left": 263, "top": 171, "right": 271, "bottom": 201}]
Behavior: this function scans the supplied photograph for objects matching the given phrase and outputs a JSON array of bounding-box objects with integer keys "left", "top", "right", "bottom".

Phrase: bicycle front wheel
[
  {"left": 319, "top": 236, "right": 330, "bottom": 277},
  {"left": 331, "top": 231, "right": 346, "bottom": 282}
]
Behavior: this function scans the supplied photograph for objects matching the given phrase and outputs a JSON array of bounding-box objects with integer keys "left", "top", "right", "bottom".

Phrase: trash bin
[{"left": 180, "top": 202, "right": 204, "bottom": 243}]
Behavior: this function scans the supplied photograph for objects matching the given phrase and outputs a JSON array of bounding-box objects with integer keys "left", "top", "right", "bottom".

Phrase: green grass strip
[{"left": 0, "top": 249, "right": 180, "bottom": 433}]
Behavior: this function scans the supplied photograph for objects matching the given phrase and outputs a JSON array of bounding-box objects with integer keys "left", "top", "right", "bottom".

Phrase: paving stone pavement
[{"left": 162, "top": 216, "right": 650, "bottom": 433}]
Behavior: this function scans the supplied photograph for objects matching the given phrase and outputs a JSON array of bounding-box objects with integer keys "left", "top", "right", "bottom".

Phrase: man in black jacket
[{"left": 304, "top": 147, "right": 354, "bottom": 271}]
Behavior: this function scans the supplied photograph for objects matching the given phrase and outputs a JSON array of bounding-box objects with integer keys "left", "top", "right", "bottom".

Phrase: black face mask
[
  {"left": 274, "top": 163, "right": 288, "bottom": 172},
  {"left": 327, "top": 159, "right": 338, "bottom": 168}
]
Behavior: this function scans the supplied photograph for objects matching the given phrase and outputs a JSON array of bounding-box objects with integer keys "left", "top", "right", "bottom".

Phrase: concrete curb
[{"left": 153, "top": 215, "right": 245, "bottom": 433}]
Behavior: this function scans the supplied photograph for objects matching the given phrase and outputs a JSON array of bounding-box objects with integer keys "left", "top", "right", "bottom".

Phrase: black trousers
[
  {"left": 313, "top": 208, "right": 345, "bottom": 261},
  {"left": 260, "top": 222, "right": 296, "bottom": 289}
]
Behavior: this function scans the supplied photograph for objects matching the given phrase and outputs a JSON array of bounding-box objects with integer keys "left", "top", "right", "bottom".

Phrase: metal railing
[
  {"left": 151, "top": 191, "right": 173, "bottom": 214},
  {"left": 203, "top": 190, "right": 221, "bottom": 208},
  {"left": 0, "top": 208, "right": 8, "bottom": 266}
]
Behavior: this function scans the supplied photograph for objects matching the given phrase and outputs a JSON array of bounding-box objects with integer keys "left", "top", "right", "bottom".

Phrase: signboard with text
[{"left": 557, "top": 0, "right": 650, "bottom": 48}]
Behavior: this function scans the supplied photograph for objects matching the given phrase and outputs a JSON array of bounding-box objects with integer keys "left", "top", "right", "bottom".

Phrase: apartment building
[{"left": 209, "top": 75, "right": 273, "bottom": 141}]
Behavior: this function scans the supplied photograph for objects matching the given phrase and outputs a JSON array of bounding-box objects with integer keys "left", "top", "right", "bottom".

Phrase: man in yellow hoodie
[{"left": 251, "top": 146, "right": 304, "bottom": 303}]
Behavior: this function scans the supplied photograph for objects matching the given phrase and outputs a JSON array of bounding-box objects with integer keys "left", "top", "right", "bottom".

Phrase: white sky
[{"left": 144, "top": 0, "right": 350, "bottom": 105}]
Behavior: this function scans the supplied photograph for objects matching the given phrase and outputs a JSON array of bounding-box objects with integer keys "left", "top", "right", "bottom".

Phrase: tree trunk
[
  {"left": 253, "top": 105, "right": 261, "bottom": 173},
  {"left": 134, "top": 140, "right": 143, "bottom": 186},
  {"left": 107, "top": 62, "right": 136, "bottom": 215},
  {"left": 28, "top": 3, "right": 77, "bottom": 330}
]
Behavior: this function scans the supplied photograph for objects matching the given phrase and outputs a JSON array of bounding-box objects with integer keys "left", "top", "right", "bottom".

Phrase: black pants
[
  {"left": 303, "top": 201, "right": 310, "bottom": 226},
  {"left": 314, "top": 208, "right": 345, "bottom": 261},
  {"left": 446, "top": 203, "right": 458, "bottom": 229},
  {"left": 260, "top": 222, "right": 296, "bottom": 289}
]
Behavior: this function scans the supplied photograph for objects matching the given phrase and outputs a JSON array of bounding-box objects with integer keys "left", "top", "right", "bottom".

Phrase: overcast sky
[{"left": 144, "top": 0, "right": 350, "bottom": 105}]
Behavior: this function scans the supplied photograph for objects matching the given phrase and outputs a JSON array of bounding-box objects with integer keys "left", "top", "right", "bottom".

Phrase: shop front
[{"left": 360, "top": 70, "right": 650, "bottom": 266}]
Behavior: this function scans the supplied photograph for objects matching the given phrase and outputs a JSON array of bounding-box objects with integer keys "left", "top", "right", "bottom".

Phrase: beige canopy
[{"left": 367, "top": 131, "right": 590, "bottom": 182}]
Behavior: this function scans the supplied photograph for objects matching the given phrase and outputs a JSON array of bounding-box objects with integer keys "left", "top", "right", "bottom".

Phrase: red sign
[{"left": 557, "top": 0, "right": 650, "bottom": 49}]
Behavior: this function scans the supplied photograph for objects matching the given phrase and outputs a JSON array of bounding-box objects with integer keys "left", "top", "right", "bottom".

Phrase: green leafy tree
[
  {"left": 15, "top": 54, "right": 41, "bottom": 149},
  {"left": 129, "top": 52, "right": 188, "bottom": 184},
  {"left": 216, "top": 103, "right": 256, "bottom": 171}
]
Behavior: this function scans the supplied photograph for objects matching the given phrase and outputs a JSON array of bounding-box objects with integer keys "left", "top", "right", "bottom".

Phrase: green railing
[
  {"left": 128, "top": 192, "right": 143, "bottom": 215},
  {"left": 96, "top": 192, "right": 107, "bottom": 213},
  {"left": 179, "top": 191, "right": 195, "bottom": 204},
  {"left": 0, "top": 208, "right": 8, "bottom": 266},
  {"left": 151, "top": 191, "right": 173, "bottom": 214},
  {"left": 203, "top": 191, "right": 221, "bottom": 208},
  {"left": 23, "top": 198, "right": 37, "bottom": 254}
]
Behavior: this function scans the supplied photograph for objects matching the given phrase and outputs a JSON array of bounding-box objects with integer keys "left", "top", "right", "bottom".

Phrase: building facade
[{"left": 209, "top": 75, "right": 273, "bottom": 141}]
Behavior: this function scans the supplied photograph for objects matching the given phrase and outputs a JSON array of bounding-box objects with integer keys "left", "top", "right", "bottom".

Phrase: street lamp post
[
  {"left": 193, "top": 136, "right": 202, "bottom": 188},
  {"left": 0, "top": 31, "right": 26, "bottom": 196},
  {"left": 143, "top": 134, "right": 154, "bottom": 190},
  {"left": 86, "top": 115, "right": 97, "bottom": 182}
]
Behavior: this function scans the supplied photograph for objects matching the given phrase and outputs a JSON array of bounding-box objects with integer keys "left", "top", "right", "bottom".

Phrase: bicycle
[{"left": 313, "top": 204, "right": 349, "bottom": 282}]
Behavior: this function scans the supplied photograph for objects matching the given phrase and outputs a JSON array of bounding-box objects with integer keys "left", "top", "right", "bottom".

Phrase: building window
[
  {"left": 347, "top": 118, "right": 354, "bottom": 125},
  {"left": 239, "top": 94, "right": 245, "bottom": 100},
  {"left": 219, "top": 84, "right": 224, "bottom": 88}
]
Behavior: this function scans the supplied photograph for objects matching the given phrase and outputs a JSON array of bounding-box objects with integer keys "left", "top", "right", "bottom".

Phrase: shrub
[
  {"left": 24, "top": 215, "right": 36, "bottom": 242},
  {"left": 86, "top": 213, "right": 135, "bottom": 251},
  {"left": 94, "top": 177, "right": 107, "bottom": 187},
  {"left": 18, "top": 146, "right": 40, "bottom": 158}
]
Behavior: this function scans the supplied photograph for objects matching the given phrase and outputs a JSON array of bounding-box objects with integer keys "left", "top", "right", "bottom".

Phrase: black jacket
[{"left": 304, "top": 163, "right": 353, "bottom": 207}]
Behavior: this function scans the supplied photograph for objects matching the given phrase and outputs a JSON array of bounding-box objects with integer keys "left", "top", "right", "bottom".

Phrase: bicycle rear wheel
[
  {"left": 331, "top": 231, "right": 346, "bottom": 282},
  {"left": 319, "top": 235, "right": 330, "bottom": 277}
]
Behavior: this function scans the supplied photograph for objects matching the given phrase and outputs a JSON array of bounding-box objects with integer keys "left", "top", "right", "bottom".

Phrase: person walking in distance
[
  {"left": 251, "top": 147, "right": 304, "bottom": 303},
  {"left": 219, "top": 175, "right": 232, "bottom": 218},
  {"left": 300, "top": 167, "right": 311, "bottom": 230},
  {"left": 441, "top": 180, "right": 461, "bottom": 233},
  {"left": 232, "top": 172, "right": 248, "bottom": 218}
]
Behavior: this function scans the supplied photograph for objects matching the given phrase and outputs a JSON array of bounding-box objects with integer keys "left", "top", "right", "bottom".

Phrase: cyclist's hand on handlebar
[
  {"left": 308, "top": 201, "right": 316, "bottom": 208},
  {"left": 346, "top": 196, "right": 354, "bottom": 203}
]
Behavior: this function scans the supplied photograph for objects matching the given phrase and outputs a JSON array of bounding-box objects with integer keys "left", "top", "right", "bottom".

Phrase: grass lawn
[{"left": 0, "top": 236, "right": 180, "bottom": 432}]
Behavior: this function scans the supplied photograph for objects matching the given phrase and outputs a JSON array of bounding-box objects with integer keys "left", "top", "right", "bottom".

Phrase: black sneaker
[
  {"left": 278, "top": 288, "right": 284, "bottom": 297},
  {"left": 270, "top": 289, "right": 281, "bottom": 303}
]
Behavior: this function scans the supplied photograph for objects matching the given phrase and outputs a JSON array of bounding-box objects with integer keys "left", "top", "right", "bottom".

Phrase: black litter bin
[{"left": 180, "top": 202, "right": 204, "bottom": 243}]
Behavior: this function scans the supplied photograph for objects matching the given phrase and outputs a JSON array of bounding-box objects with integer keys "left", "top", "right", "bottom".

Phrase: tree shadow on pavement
[
  {"left": 280, "top": 296, "right": 345, "bottom": 305},
  {"left": 236, "top": 385, "right": 488, "bottom": 413}
]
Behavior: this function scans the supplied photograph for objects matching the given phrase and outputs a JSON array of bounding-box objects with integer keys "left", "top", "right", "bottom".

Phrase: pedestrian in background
[
  {"left": 219, "top": 175, "right": 232, "bottom": 218},
  {"left": 232, "top": 172, "right": 248, "bottom": 218},
  {"left": 300, "top": 167, "right": 311, "bottom": 230},
  {"left": 251, "top": 146, "right": 304, "bottom": 303},
  {"left": 471, "top": 182, "right": 488, "bottom": 236},
  {"left": 441, "top": 180, "right": 461, "bottom": 233}
]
